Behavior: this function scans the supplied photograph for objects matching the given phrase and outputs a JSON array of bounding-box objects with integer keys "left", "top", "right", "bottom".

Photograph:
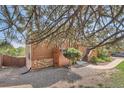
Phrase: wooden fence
[{"left": 0, "top": 55, "right": 26, "bottom": 67}]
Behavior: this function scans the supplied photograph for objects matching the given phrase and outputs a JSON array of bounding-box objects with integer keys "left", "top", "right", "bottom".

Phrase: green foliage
[
  {"left": 90, "top": 56, "right": 112, "bottom": 64},
  {"left": 100, "top": 56, "right": 112, "bottom": 62},
  {"left": 90, "top": 56, "right": 105, "bottom": 64},
  {"left": 98, "top": 51, "right": 112, "bottom": 61},
  {"left": 63, "top": 48, "right": 82, "bottom": 64},
  {"left": 64, "top": 48, "right": 82, "bottom": 59},
  {"left": 90, "top": 54, "right": 112, "bottom": 64},
  {"left": 97, "top": 48, "right": 109, "bottom": 57},
  {"left": 0, "top": 46, "right": 25, "bottom": 57},
  {"left": 0, "top": 40, "right": 12, "bottom": 48},
  {"left": 116, "top": 61, "right": 124, "bottom": 71},
  {"left": 90, "top": 47, "right": 112, "bottom": 64},
  {"left": 16, "top": 47, "right": 25, "bottom": 56}
]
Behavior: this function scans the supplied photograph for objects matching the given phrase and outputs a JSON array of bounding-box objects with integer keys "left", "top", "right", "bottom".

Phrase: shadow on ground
[{"left": 0, "top": 67, "right": 82, "bottom": 88}]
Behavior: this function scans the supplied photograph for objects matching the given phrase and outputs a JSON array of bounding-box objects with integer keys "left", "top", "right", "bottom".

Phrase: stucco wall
[
  {"left": 53, "top": 48, "right": 69, "bottom": 67},
  {"left": 31, "top": 43, "right": 54, "bottom": 60},
  {"left": 30, "top": 42, "right": 98, "bottom": 69},
  {"left": 1, "top": 55, "right": 26, "bottom": 67},
  {"left": 31, "top": 43, "right": 54, "bottom": 69}
]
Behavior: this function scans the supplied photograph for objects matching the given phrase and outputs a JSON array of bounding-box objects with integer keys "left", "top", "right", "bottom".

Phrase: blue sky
[{"left": 0, "top": 6, "right": 25, "bottom": 48}]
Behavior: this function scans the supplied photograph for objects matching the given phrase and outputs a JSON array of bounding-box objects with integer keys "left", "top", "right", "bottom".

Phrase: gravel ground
[{"left": 0, "top": 66, "right": 116, "bottom": 88}]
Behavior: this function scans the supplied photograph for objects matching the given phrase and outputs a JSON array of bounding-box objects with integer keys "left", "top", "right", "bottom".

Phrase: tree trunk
[{"left": 82, "top": 48, "right": 92, "bottom": 61}]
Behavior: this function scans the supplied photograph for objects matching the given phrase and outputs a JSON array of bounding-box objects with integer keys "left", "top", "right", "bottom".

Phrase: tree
[
  {"left": 0, "top": 5, "right": 124, "bottom": 61},
  {"left": 0, "top": 40, "right": 12, "bottom": 48}
]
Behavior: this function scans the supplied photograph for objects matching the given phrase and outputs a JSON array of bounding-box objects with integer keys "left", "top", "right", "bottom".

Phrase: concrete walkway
[
  {"left": 3, "top": 84, "right": 33, "bottom": 88},
  {"left": 86, "top": 57, "right": 124, "bottom": 69}
]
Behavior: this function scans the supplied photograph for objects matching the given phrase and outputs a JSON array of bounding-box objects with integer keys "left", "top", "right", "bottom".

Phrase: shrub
[
  {"left": 98, "top": 53, "right": 112, "bottom": 62},
  {"left": 101, "top": 56, "right": 112, "bottom": 62},
  {"left": 63, "top": 48, "right": 82, "bottom": 65},
  {"left": 90, "top": 55, "right": 112, "bottom": 64},
  {"left": 95, "top": 48, "right": 112, "bottom": 63},
  {"left": 97, "top": 48, "right": 109, "bottom": 57},
  {"left": 90, "top": 56, "right": 105, "bottom": 64}
]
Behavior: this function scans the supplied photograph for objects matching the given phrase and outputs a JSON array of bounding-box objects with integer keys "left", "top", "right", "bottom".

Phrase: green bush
[
  {"left": 90, "top": 56, "right": 105, "bottom": 64},
  {"left": 63, "top": 48, "right": 82, "bottom": 65},
  {"left": 94, "top": 48, "right": 112, "bottom": 63},
  {"left": 90, "top": 55, "right": 112, "bottom": 64},
  {"left": 98, "top": 53, "right": 112, "bottom": 62},
  {"left": 101, "top": 56, "right": 112, "bottom": 62},
  {"left": 97, "top": 48, "right": 109, "bottom": 57},
  {"left": 0, "top": 46, "right": 25, "bottom": 57}
]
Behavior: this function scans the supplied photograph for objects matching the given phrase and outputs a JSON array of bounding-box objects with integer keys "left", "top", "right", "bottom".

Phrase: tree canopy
[{"left": 0, "top": 5, "right": 124, "bottom": 50}]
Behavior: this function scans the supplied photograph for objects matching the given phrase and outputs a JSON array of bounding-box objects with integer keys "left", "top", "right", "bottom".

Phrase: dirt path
[
  {"left": 0, "top": 66, "right": 115, "bottom": 88},
  {"left": 49, "top": 68, "right": 116, "bottom": 88}
]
